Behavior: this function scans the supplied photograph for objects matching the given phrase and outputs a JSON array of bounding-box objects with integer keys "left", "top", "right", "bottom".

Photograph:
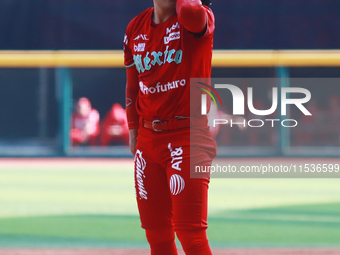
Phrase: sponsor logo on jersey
[
  {"left": 168, "top": 143, "right": 183, "bottom": 171},
  {"left": 135, "top": 150, "right": 148, "bottom": 200},
  {"left": 134, "top": 43, "right": 146, "bottom": 52},
  {"left": 164, "top": 31, "right": 181, "bottom": 44},
  {"left": 139, "top": 79, "right": 186, "bottom": 95},
  {"left": 166, "top": 22, "right": 180, "bottom": 34},
  {"left": 169, "top": 174, "right": 185, "bottom": 196},
  {"left": 133, "top": 46, "right": 183, "bottom": 73},
  {"left": 133, "top": 34, "right": 149, "bottom": 41}
]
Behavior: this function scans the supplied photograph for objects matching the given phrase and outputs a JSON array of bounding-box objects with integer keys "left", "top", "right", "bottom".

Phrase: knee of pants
[
  {"left": 176, "top": 229, "right": 209, "bottom": 251},
  {"left": 145, "top": 227, "right": 175, "bottom": 245}
]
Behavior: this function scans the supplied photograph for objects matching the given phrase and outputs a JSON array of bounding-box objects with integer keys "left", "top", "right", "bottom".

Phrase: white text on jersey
[
  {"left": 139, "top": 79, "right": 186, "bottom": 95},
  {"left": 164, "top": 32, "right": 180, "bottom": 44},
  {"left": 166, "top": 22, "right": 180, "bottom": 34}
]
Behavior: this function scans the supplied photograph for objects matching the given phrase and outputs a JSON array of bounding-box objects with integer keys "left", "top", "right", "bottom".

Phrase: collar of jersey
[{"left": 150, "top": 7, "right": 177, "bottom": 28}]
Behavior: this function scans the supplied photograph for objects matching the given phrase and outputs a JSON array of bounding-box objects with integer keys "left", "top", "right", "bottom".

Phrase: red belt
[{"left": 143, "top": 118, "right": 190, "bottom": 132}]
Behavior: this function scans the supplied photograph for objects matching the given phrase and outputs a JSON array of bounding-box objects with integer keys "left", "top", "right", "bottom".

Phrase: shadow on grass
[
  {"left": 208, "top": 202, "right": 340, "bottom": 247},
  {"left": 0, "top": 202, "right": 340, "bottom": 248}
]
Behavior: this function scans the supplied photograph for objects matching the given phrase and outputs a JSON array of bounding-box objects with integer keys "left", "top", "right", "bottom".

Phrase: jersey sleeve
[
  {"left": 203, "top": 6, "right": 215, "bottom": 37},
  {"left": 176, "top": 0, "right": 215, "bottom": 37},
  {"left": 123, "top": 23, "right": 134, "bottom": 68},
  {"left": 124, "top": 20, "right": 140, "bottom": 130},
  {"left": 125, "top": 67, "right": 140, "bottom": 130}
]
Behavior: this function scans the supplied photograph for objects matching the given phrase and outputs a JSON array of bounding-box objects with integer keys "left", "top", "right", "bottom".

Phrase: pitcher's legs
[
  {"left": 134, "top": 148, "right": 177, "bottom": 254},
  {"left": 165, "top": 142, "right": 213, "bottom": 254}
]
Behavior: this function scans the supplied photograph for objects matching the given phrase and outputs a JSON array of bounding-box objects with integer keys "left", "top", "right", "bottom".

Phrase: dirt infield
[{"left": 1, "top": 249, "right": 340, "bottom": 255}]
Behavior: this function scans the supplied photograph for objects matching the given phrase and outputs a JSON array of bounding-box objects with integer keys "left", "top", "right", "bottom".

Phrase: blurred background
[
  {"left": 1, "top": 0, "right": 339, "bottom": 50},
  {"left": 0, "top": 0, "right": 340, "bottom": 252},
  {"left": 0, "top": 0, "right": 340, "bottom": 157}
]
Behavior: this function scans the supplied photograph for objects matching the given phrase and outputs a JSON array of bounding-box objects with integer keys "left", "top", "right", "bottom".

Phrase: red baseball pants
[{"left": 134, "top": 126, "right": 216, "bottom": 254}]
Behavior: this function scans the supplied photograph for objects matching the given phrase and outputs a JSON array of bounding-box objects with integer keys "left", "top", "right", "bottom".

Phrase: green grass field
[{"left": 1, "top": 159, "right": 340, "bottom": 248}]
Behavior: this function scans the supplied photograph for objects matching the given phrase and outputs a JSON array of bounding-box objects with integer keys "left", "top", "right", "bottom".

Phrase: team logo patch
[
  {"left": 164, "top": 31, "right": 181, "bottom": 44},
  {"left": 134, "top": 43, "right": 146, "bottom": 52},
  {"left": 169, "top": 174, "right": 185, "bottom": 196},
  {"left": 135, "top": 150, "right": 148, "bottom": 200}
]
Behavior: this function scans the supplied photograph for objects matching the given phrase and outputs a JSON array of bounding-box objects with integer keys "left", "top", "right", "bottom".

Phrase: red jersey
[
  {"left": 72, "top": 109, "right": 100, "bottom": 135},
  {"left": 124, "top": 7, "right": 215, "bottom": 122},
  {"left": 101, "top": 104, "right": 129, "bottom": 146}
]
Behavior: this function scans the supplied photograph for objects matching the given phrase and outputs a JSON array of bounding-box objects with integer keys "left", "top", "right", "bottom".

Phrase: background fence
[
  {"left": 1, "top": 50, "right": 339, "bottom": 157},
  {"left": 1, "top": 0, "right": 340, "bottom": 50},
  {"left": 1, "top": 1, "right": 339, "bottom": 158}
]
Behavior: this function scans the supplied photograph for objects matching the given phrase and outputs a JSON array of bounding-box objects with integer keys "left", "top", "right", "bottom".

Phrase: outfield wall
[{"left": 0, "top": 50, "right": 340, "bottom": 157}]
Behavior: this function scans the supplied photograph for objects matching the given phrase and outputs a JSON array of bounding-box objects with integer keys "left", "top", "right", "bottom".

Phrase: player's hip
[{"left": 136, "top": 130, "right": 215, "bottom": 169}]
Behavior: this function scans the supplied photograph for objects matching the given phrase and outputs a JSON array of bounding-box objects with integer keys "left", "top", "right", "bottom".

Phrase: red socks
[
  {"left": 176, "top": 229, "right": 212, "bottom": 255},
  {"left": 145, "top": 228, "right": 178, "bottom": 255},
  {"left": 145, "top": 228, "right": 212, "bottom": 255}
]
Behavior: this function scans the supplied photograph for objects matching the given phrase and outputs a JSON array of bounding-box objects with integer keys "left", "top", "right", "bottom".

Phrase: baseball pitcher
[{"left": 124, "top": 0, "right": 216, "bottom": 254}]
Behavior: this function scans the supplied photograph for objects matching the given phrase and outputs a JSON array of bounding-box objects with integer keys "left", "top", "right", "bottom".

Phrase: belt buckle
[{"left": 152, "top": 120, "right": 163, "bottom": 132}]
